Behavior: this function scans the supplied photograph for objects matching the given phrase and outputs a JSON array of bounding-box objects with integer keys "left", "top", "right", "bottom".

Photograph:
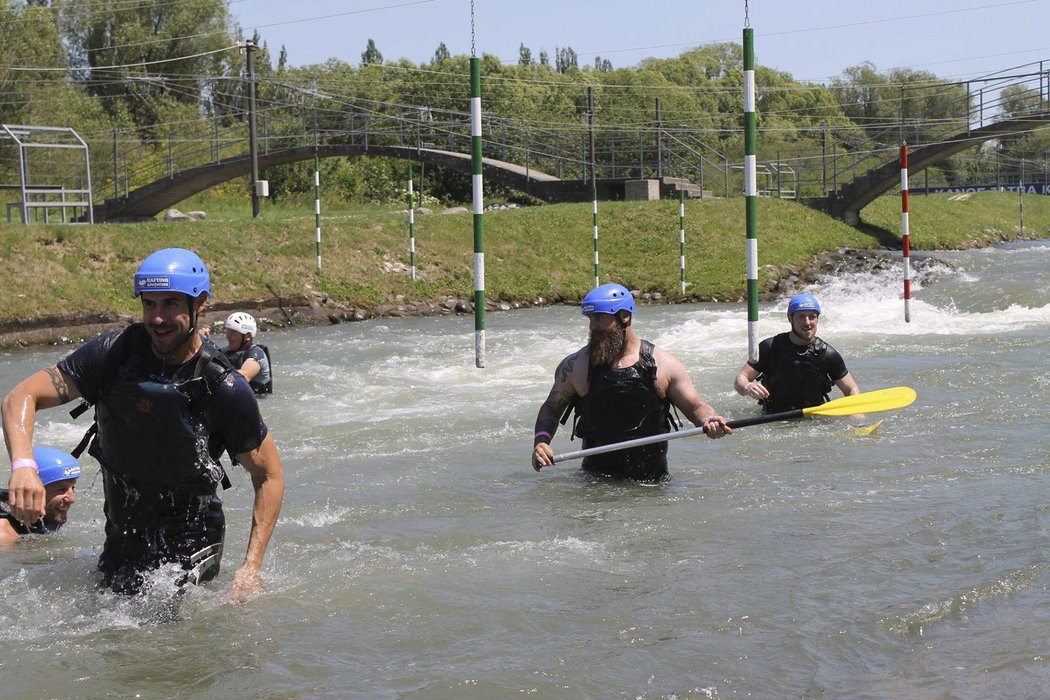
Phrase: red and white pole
[{"left": 900, "top": 142, "right": 911, "bottom": 323}]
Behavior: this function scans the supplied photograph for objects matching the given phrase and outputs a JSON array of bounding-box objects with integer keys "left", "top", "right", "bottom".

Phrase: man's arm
[
  {"left": 835, "top": 372, "right": 860, "bottom": 396},
  {"left": 228, "top": 432, "right": 285, "bottom": 604},
  {"left": 532, "top": 351, "right": 583, "bottom": 470},
  {"left": 237, "top": 358, "right": 262, "bottom": 382},
  {"left": 734, "top": 363, "right": 769, "bottom": 400},
  {"left": 2, "top": 367, "right": 82, "bottom": 523},
  {"left": 657, "top": 350, "right": 730, "bottom": 438}
]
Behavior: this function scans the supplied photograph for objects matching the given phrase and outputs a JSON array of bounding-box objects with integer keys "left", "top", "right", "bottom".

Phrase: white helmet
[{"left": 225, "top": 311, "right": 257, "bottom": 335}]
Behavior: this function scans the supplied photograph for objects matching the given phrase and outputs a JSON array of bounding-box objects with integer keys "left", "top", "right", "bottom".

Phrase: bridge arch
[
  {"left": 816, "top": 113, "right": 1050, "bottom": 225},
  {"left": 95, "top": 144, "right": 572, "bottom": 221}
]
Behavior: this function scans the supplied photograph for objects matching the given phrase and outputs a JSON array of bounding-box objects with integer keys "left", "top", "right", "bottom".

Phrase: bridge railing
[
  {"left": 94, "top": 94, "right": 742, "bottom": 205},
  {"left": 827, "top": 60, "right": 1050, "bottom": 196}
]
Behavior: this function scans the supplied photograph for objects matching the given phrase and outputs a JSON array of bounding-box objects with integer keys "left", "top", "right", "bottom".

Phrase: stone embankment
[{"left": 0, "top": 247, "right": 948, "bottom": 350}]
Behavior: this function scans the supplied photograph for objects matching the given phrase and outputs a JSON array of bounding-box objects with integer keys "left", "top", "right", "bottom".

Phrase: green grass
[{"left": 1, "top": 192, "right": 1048, "bottom": 324}]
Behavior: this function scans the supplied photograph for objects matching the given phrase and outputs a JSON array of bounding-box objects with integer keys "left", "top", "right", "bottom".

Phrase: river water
[{"left": 2, "top": 241, "right": 1050, "bottom": 698}]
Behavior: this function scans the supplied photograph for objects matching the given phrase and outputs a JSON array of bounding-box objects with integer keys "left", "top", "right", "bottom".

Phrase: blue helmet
[
  {"left": 787, "top": 293, "right": 821, "bottom": 316},
  {"left": 134, "top": 248, "right": 210, "bottom": 299},
  {"left": 33, "top": 446, "right": 80, "bottom": 486},
  {"left": 581, "top": 283, "right": 635, "bottom": 316}
]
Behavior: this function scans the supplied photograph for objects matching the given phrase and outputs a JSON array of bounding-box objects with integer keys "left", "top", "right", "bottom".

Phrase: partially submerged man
[
  {"left": 2, "top": 248, "right": 284, "bottom": 601},
  {"left": 734, "top": 293, "right": 860, "bottom": 413},
  {"left": 531, "top": 283, "right": 731, "bottom": 482},
  {"left": 0, "top": 446, "right": 79, "bottom": 545},
  {"left": 223, "top": 312, "right": 272, "bottom": 395}
]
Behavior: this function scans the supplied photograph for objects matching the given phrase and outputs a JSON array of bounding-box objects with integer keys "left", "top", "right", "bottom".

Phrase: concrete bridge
[
  {"left": 95, "top": 143, "right": 712, "bottom": 221},
  {"left": 97, "top": 145, "right": 555, "bottom": 221}
]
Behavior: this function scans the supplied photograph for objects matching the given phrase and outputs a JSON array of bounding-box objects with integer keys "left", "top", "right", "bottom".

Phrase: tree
[
  {"left": 538, "top": 50, "right": 549, "bottom": 67},
  {"left": 518, "top": 43, "right": 532, "bottom": 66},
  {"left": 555, "top": 46, "right": 578, "bottom": 73},
  {"left": 1000, "top": 84, "right": 1041, "bottom": 118},
  {"left": 830, "top": 63, "right": 968, "bottom": 145},
  {"left": 432, "top": 42, "right": 450, "bottom": 63},
  {"left": 55, "top": 0, "right": 235, "bottom": 131},
  {"left": 594, "top": 56, "right": 612, "bottom": 73},
  {"left": 361, "top": 38, "right": 383, "bottom": 65}
]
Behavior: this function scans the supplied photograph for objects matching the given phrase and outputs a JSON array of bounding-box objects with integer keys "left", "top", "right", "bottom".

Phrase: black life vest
[
  {"left": 223, "top": 343, "right": 273, "bottom": 395},
  {"left": 564, "top": 340, "right": 678, "bottom": 481},
  {"left": 70, "top": 324, "right": 234, "bottom": 496},
  {"left": 758, "top": 335, "right": 834, "bottom": 413}
]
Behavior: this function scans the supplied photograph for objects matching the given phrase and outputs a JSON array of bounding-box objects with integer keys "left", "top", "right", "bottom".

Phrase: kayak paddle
[{"left": 550, "top": 386, "right": 916, "bottom": 464}]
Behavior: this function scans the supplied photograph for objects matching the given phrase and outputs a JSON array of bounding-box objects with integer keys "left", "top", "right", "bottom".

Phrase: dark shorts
[
  {"left": 581, "top": 441, "right": 670, "bottom": 483},
  {"left": 99, "top": 495, "right": 226, "bottom": 595}
]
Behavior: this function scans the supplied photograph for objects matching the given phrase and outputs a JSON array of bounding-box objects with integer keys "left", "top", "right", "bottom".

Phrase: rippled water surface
[{"left": 3, "top": 241, "right": 1050, "bottom": 698}]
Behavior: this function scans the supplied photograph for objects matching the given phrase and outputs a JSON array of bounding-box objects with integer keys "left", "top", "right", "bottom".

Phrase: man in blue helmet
[
  {"left": 0, "top": 446, "right": 79, "bottom": 545},
  {"left": 734, "top": 293, "right": 860, "bottom": 413},
  {"left": 531, "top": 283, "right": 731, "bottom": 482},
  {"left": 2, "top": 248, "right": 284, "bottom": 602}
]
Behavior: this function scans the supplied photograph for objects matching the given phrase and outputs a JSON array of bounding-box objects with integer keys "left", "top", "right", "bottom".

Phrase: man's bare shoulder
[
  {"left": 0, "top": 518, "right": 21, "bottom": 546},
  {"left": 552, "top": 347, "right": 589, "bottom": 394},
  {"left": 650, "top": 344, "right": 691, "bottom": 386},
  {"left": 556, "top": 346, "right": 587, "bottom": 371}
]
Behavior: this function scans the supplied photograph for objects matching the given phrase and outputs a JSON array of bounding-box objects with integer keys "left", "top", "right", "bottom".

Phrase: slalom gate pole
[
  {"left": 470, "top": 56, "right": 486, "bottom": 368},
  {"left": 592, "top": 183, "right": 599, "bottom": 287},
  {"left": 407, "top": 164, "right": 417, "bottom": 281},
  {"left": 900, "top": 142, "right": 911, "bottom": 322},
  {"left": 743, "top": 24, "right": 759, "bottom": 362},
  {"left": 679, "top": 190, "right": 686, "bottom": 295},
  {"left": 314, "top": 155, "right": 321, "bottom": 270},
  {"left": 589, "top": 85, "right": 599, "bottom": 288}
]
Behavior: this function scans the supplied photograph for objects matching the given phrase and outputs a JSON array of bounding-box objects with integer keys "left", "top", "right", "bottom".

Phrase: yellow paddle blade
[
  {"left": 853, "top": 419, "right": 884, "bottom": 436},
  {"left": 802, "top": 386, "right": 917, "bottom": 417}
]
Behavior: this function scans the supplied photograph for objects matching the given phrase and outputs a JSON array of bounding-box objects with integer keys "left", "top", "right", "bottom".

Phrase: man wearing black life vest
[
  {"left": 531, "top": 283, "right": 731, "bottom": 482},
  {"left": 2, "top": 248, "right": 285, "bottom": 603},
  {"left": 223, "top": 312, "right": 272, "bottom": 395},
  {"left": 734, "top": 293, "right": 860, "bottom": 413}
]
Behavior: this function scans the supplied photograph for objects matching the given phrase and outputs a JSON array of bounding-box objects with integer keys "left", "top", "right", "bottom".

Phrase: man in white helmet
[{"left": 223, "top": 312, "right": 272, "bottom": 395}]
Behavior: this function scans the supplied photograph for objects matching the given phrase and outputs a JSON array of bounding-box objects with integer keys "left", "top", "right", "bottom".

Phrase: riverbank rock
[{"left": 164, "top": 208, "right": 206, "bottom": 222}]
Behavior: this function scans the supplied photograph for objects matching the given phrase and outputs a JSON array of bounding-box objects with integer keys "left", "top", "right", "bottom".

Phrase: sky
[{"left": 228, "top": 0, "right": 1050, "bottom": 83}]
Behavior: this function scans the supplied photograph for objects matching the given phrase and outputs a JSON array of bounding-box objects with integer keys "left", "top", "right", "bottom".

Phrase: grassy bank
[{"left": 1, "top": 191, "right": 1048, "bottom": 326}]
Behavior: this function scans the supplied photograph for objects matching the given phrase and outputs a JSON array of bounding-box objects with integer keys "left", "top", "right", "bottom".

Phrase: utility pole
[{"left": 244, "top": 40, "right": 262, "bottom": 218}]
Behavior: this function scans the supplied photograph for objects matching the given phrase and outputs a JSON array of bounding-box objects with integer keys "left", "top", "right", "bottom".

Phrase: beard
[{"left": 588, "top": 327, "right": 627, "bottom": 368}]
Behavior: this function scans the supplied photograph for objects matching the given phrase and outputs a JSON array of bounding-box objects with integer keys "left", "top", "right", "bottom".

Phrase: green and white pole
[
  {"left": 591, "top": 183, "right": 599, "bottom": 287},
  {"left": 470, "top": 56, "right": 486, "bottom": 368},
  {"left": 589, "top": 86, "right": 599, "bottom": 288},
  {"left": 407, "top": 164, "right": 417, "bottom": 281},
  {"left": 743, "top": 25, "right": 759, "bottom": 363},
  {"left": 314, "top": 155, "right": 321, "bottom": 270},
  {"left": 679, "top": 190, "right": 686, "bottom": 295}
]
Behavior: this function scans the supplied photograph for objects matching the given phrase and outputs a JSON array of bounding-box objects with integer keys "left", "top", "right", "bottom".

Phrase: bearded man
[{"left": 531, "top": 283, "right": 730, "bottom": 482}]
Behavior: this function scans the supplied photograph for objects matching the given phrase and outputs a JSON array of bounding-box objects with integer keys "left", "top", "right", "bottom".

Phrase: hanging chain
[
  {"left": 744, "top": 0, "right": 750, "bottom": 28},
  {"left": 470, "top": 0, "right": 476, "bottom": 57}
]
